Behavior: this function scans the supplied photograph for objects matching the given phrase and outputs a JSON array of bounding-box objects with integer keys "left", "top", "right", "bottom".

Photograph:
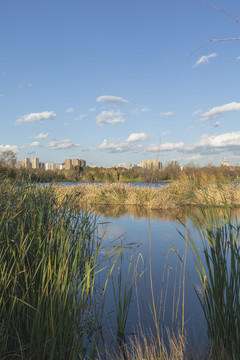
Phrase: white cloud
[
  {"left": 66, "top": 107, "right": 74, "bottom": 113},
  {"left": 89, "top": 107, "right": 96, "bottom": 112},
  {"left": 49, "top": 139, "right": 81, "bottom": 150},
  {"left": 91, "top": 132, "right": 149, "bottom": 153},
  {"left": 96, "top": 95, "right": 129, "bottom": 105},
  {"left": 126, "top": 133, "right": 149, "bottom": 142},
  {"left": 145, "top": 131, "right": 240, "bottom": 157},
  {"left": 16, "top": 111, "right": 56, "bottom": 125},
  {"left": 144, "top": 142, "right": 184, "bottom": 153},
  {"left": 75, "top": 114, "right": 88, "bottom": 121},
  {"left": 159, "top": 111, "right": 175, "bottom": 116},
  {"left": 185, "top": 132, "right": 240, "bottom": 154},
  {"left": 0, "top": 94, "right": 3, "bottom": 98},
  {"left": 36, "top": 133, "right": 50, "bottom": 139},
  {"left": 92, "top": 139, "right": 142, "bottom": 153},
  {"left": 96, "top": 110, "right": 125, "bottom": 126},
  {"left": 184, "top": 154, "right": 203, "bottom": 161},
  {"left": 29, "top": 141, "right": 40, "bottom": 147},
  {"left": 30, "top": 133, "right": 50, "bottom": 140},
  {"left": 18, "top": 84, "right": 23, "bottom": 89},
  {"left": 193, "top": 53, "right": 217, "bottom": 68},
  {"left": 192, "top": 109, "right": 202, "bottom": 116},
  {"left": 0, "top": 144, "right": 19, "bottom": 152},
  {"left": 201, "top": 102, "right": 240, "bottom": 121}
]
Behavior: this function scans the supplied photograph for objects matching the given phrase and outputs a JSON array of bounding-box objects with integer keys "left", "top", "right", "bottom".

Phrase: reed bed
[
  {"left": 0, "top": 179, "right": 125, "bottom": 359},
  {"left": 2, "top": 178, "right": 240, "bottom": 359},
  {"left": 53, "top": 181, "right": 240, "bottom": 209},
  {"left": 179, "top": 202, "right": 240, "bottom": 359}
]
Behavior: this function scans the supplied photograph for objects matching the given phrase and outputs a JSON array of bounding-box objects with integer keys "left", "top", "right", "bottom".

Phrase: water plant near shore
[
  {"left": 179, "top": 200, "right": 240, "bottom": 358},
  {"left": 0, "top": 179, "right": 126, "bottom": 359}
]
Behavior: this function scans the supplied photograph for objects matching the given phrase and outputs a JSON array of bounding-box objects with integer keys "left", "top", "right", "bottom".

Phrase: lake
[
  {"left": 49, "top": 182, "right": 240, "bottom": 352},
  {"left": 94, "top": 205, "right": 210, "bottom": 350}
]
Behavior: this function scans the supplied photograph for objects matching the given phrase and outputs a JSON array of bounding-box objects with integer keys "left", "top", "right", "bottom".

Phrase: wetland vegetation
[{"left": 1, "top": 162, "right": 240, "bottom": 359}]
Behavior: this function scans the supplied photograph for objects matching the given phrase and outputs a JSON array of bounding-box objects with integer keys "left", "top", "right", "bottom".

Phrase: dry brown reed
[
  {"left": 104, "top": 331, "right": 186, "bottom": 360},
  {"left": 53, "top": 181, "right": 240, "bottom": 210}
]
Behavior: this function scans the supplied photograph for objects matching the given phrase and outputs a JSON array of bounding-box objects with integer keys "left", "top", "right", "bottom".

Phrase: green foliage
[
  {"left": 1, "top": 160, "right": 240, "bottom": 184},
  {"left": 180, "top": 202, "right": 240, "bottom": 358},
  {"left": 0, "top": 179, "right": 124, "bottom": 359}
]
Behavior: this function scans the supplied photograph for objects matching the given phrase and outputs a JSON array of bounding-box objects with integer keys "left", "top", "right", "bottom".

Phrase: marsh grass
[
  {"left": 105, "top": 330, "right": 187, "bottom": 360},
  {"left": 111, "top": 250, "right": 144, "bottom": 346},
  {"left": 53, "top": 181, "right": 240, "bottom": 210},
  {"left": 179, "top": 197, "right": 240, "bottom": 358},
  {"left": 0, "top": 179, "right": 126, "bottom": 359},
  {"left": 2, "top": 177, "right": 240, "bottom": 359}
]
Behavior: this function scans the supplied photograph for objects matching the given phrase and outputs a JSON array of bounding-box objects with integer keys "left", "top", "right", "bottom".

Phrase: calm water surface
[
  {"left": 49, "top": 182, "right": 240, "bottom": 351},
  {"left": 94, "top": 205, "right": 213, "bottom": 350},
  {"left": 45, "top": 181, "right": 170, "bottom": 188}
]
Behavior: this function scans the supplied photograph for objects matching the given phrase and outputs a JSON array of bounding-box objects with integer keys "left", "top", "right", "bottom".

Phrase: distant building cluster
[
  {"left": 21, "top": 157, "right": 86, "bottom": 171},
  {"left": 141, "top": 159, "right": 162, "bottom": 170},
  {"left": 65, "top": 158, "right": 86, "bottom": 170}
]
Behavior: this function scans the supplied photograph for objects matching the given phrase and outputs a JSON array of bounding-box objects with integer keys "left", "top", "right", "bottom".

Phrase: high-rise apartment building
[
  {"left": 80, "top": 159, "right": 86, "bottom": 167},
  {"left": 73, "top": 159, "right": 81, "bottom": 167},
  {"left": 171, "top": 160, "right": 178, "bottom": 167},
  {"left": 70, "top": 159, "right": 86, "bottom": 168},
  {"left": 22, "top": 158, "right": 31, "bottom": 168},
  {"left": 32, "top": 157, "right": 39, "bottom": 169},
  {"left": 56, "top": 163, "right": 64, "bottom": 170},
  {"left": 142, "top": 159, "right": 162, "bottom": 170},
  {"left": 142, "top": 160, "right": 147, "bottom": 169},
  {"left": 65, "top": 159, "right": 72, "bottom": 170},
  {"left": 45, "top": 163, "right": 54, "bottom": 171},
  {"left": 152, "top": 159, "right": 162, "bottom": 170}
]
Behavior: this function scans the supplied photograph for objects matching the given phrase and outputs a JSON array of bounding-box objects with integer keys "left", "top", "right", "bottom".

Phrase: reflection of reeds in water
[{"left": 92, "top": 204, "right": 188, "bottom": 221}]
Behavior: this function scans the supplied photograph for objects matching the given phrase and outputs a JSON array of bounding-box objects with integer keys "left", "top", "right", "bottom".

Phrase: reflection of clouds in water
[{"left": 97, "top": 221, "right": 126, "bottom": 242}]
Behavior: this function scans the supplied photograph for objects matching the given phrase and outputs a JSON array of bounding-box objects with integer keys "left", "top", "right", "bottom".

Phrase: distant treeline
[{"left": 1, "top": 161, "right": 240, "bottom": 183}]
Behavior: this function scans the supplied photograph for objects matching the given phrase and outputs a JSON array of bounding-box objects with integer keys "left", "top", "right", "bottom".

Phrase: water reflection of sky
[{"left": 95, "top": 207, "right": 220, "bottom": 351}]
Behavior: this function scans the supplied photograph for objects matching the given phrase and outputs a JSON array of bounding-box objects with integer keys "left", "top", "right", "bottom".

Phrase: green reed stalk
[
  {"left": 111, "top": 248, "right": 144, "bottom": 347},
  {"left": 180, "top": 198, "right": 240, "bottom": 358},
  {"left": 0, "top": 179, "right": 123, "bottom": 359}
]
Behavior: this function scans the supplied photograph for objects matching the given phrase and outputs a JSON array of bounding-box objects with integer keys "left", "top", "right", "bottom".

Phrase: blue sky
[{"left": 1, "top": 0, "right": 240, "bottom": 167}]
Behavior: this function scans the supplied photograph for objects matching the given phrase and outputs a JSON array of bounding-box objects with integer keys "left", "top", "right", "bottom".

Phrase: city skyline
[{"left": 1, "top": 1, "right": 240, "bottom": 167}]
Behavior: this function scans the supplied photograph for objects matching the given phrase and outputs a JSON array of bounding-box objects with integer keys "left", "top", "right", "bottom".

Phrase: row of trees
[{"left": 1, "top": 150, "right": 240, "bottom": 183}]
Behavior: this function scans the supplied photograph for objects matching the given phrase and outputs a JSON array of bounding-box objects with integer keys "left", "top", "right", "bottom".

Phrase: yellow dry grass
[{"left": 53, "top": 181, "right": 240, "bottom": 210}]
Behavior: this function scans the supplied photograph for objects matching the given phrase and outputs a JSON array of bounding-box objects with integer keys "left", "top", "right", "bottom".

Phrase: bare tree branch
[
  {"left": 188, "top": 1, "right": 240, "bottom": 60},
  {"left": 188, "top": 37, "right": 240, "bottom": 60},
  {"left": 200, "top": 0, "right": 240, "bottom": 24}
]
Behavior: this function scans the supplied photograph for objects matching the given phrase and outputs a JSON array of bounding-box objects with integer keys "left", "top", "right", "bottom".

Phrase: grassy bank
[{"left": 54, "top": 180, "right": 240, "bottom": 209}]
